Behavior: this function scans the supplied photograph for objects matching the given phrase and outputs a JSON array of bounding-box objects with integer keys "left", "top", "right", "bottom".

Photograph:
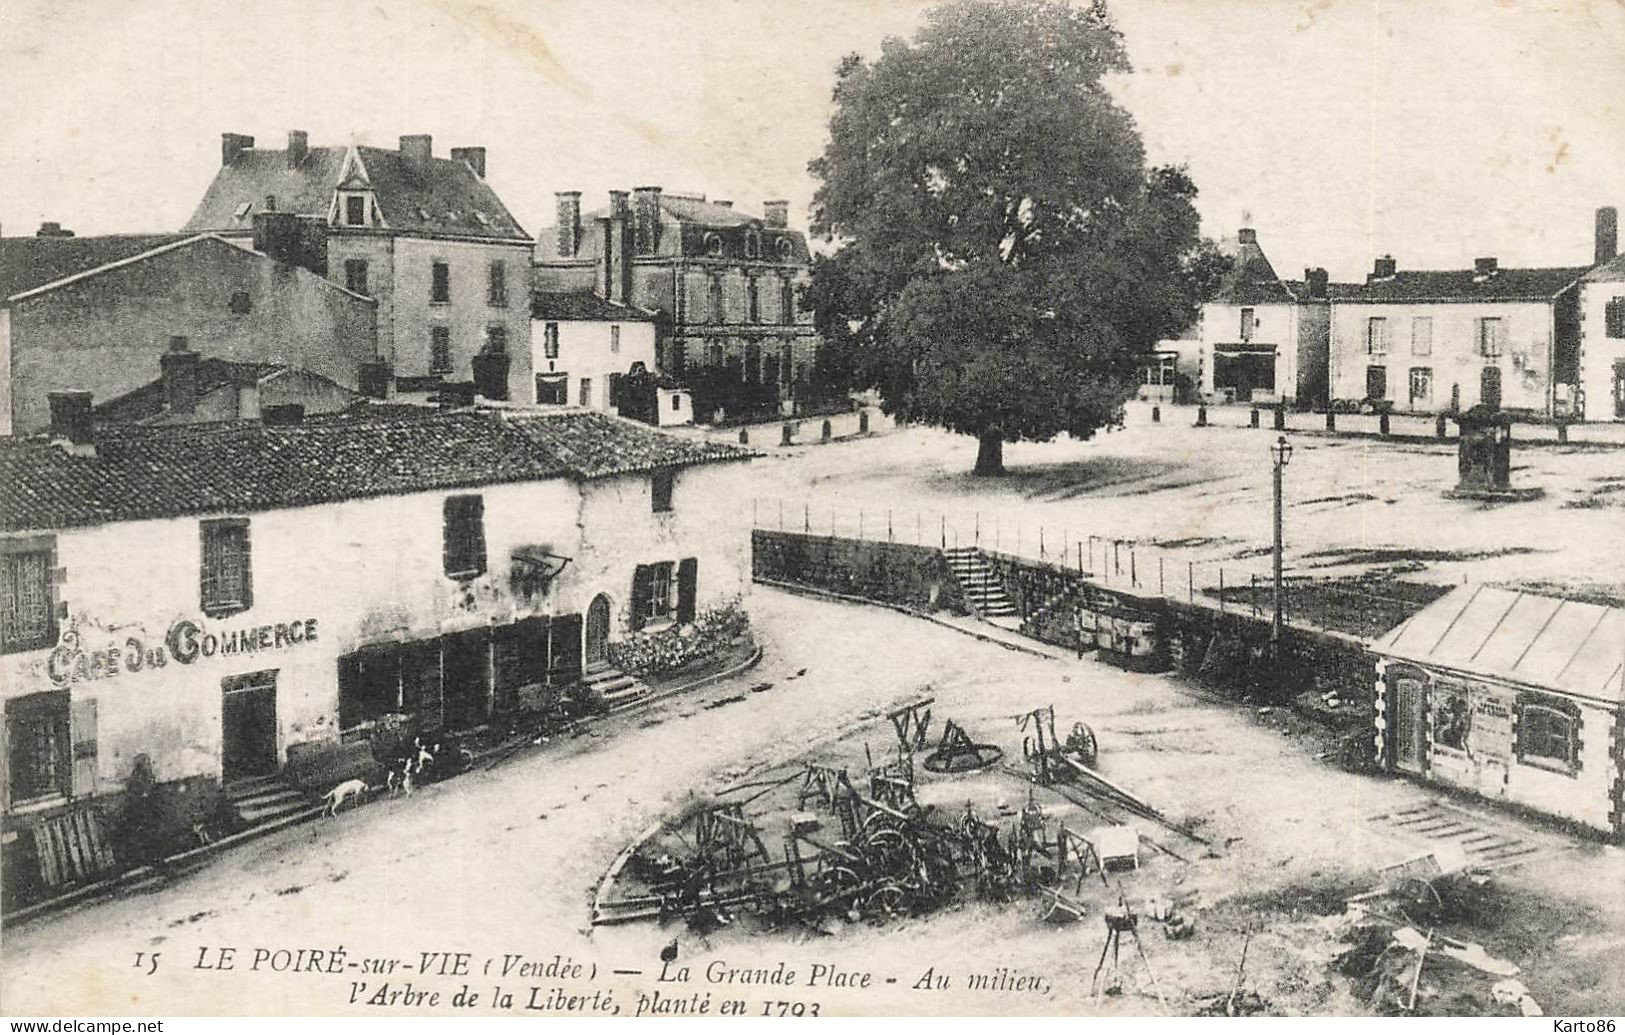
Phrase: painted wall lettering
[{"left": 167, "top": 617, "right": 319, "bottom": 665}]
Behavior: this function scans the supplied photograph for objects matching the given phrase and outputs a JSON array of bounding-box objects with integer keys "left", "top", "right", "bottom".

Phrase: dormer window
[
  {"left": 745, "top": 229, "right": 762, "bottom": 260},
  {"left": 776, "top": 237, "right": 793, "bottom": 261},
  {"left": 704, "top": 232, "right": 724, "bottom": 258},
  {"left": 340, "top": 193, "right": 371, "bottom": 227}
]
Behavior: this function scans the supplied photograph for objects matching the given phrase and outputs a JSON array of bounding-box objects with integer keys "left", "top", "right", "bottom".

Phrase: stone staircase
[
  {"left": 944, "top": 546, "right": 1018, "bottom": 619},
  {"left": 582, "top": 661, "right": 653, "bottom": 713},
  {"left": 225, "top": 774, "right": 316, "bottom": 827}
]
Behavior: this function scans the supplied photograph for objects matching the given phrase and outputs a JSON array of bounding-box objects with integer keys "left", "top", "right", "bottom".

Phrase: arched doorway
[{"left": 585, "top": 594, "right": 612, "bottom": 667}]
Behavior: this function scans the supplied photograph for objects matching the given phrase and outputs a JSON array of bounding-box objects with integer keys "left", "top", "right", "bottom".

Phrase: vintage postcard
[{"left": 2, "top": 0, "right": 1623, "bottom": 1023}]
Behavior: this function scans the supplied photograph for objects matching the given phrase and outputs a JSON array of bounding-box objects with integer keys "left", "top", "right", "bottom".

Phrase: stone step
[
  {"left": 229, "top": 786, "right": 311, "bottom": 810},
  {"left": 224, "top": 775, "right": 285, "bottom": 798},
  {"left": 235, "top": 792, "right": 313, "bottom": 825}
]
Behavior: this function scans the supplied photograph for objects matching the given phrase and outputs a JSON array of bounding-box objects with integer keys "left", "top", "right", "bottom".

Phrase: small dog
[
  {"left": 386, "top": 755, "right": 415, "bottom": 798},
  {"left": 322, "top": 777, "right": 369, "bottom": 816}
]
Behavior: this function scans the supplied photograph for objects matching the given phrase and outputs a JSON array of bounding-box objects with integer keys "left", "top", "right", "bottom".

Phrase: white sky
[{"left": 1, "top": 0, "right": 1622, "bottom": 283}]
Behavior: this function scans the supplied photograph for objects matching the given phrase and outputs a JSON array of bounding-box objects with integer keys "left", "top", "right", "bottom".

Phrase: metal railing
[{"left": 750, "top": 495, "right": 1436, "bottom": 641}]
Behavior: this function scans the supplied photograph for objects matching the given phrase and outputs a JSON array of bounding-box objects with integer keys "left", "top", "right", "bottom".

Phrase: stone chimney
[
  {"left": 287, "top": 130, "right": 308, "bottom": 167},
  {"left": 262, "top": 403, "right": 306, "bottom": 426},
  {"left": 252, "top": 211, "right": 304, "bottom": 266},
  {"left": 555, "top": 191, "right": 582, "bottom": 257},
  {"left": 1371, "top": 255, "right": 1397, "bottom": 281},
  {"left": 451, "top": 147, "right": 486, "bottom": 178},
  {"left": 608, "top": 190, "right": 631, "bottom": 220},
  {"left": 1237, "top": 227, "right": 1257, "bottom": 245},
  {"left": 47, "top": 391, "right": 95, "bottom": 452},
  {"left": 232, "top": 366, "right": 262, "bottom": 421},
  {"left": 1473, "top": 256, "right": 1499, "bottom": 280},
  {"left": 35, "top": 221, "right": 74, "bottom": 238},
  {"left": 632, "top": 186, "right": 662, "bottom": 255},
  {"left": 221, "top": 132, "right": 255, "bottom": 166},
  {"left": 399, "top": 135, "right": 433, "bottom": 177},
  {"left": 1596, "top": 206, "right": 1618, "bottom": 266},
  {"left": 358, "top": 361, "right": 392, "bottom": 400},
  {"left": 763, "top": 199, "right": 789, "bottom": 228},
  {"left": 161, "top": 336, "right": 200, "bottom": 415},
  {"left": 1303, "top": 267, "right": 1329, "bottom": 300}
]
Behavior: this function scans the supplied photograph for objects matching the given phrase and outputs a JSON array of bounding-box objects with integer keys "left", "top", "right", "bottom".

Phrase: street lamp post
[{"left": 1270, "top": 435, "right": 1293, "bottom": 648}]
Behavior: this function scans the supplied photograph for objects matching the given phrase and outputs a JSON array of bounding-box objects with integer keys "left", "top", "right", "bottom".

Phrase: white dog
[{"left": 321, "top": 777, "right": 369, "bottom": 816}]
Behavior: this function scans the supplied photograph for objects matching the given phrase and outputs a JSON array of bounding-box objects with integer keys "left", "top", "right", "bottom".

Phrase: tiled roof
[
  {"left": 1281, "top": 279, "right": 1365, "bottom": 301},
  {"left": 0, "top": 406, "right": 752, "bottom": 532},
  {"left": 183, "top": 144, "right": 529, "bottom": 241},
  {"left": 1347, "top": 266, "right": 1587, "bottom": 303},
  {"left": 92, "top": 359, "right": 292, "bottom": 422},
  {"left": 1211, "top": 236, "right": 1294, "bottom": 306},
  {"left": 658, "top": 195, "right": 760, "bottom": 228},
  {"left": 531, "top": 290, "right": 657, "bottom": 322},
  {"left": 1582, "top": 252, "right": 1625, "bottom": 283},
  {"left": 1373, "top": 584, "right": 1625, "bottom": 704},
  {"left": 1, "top": 234, "right": 194, "bottom": 300}
]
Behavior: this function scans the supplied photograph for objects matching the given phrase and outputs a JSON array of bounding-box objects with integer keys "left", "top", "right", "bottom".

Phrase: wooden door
[
  {"left": 441, "top": 629, "right": 490, "bottom": 731},
  {"left": 221, "top": 681, "right": 278, "bottom": 782},
  {"left": 1390, "top": 673, "right": 1426, "bottom": 775},
  {"left": 585, "top": 595, "right": 611, "bottom": 667},
  {"left": 1480, "top": 366, "right": 1502, "bottom": 410}
]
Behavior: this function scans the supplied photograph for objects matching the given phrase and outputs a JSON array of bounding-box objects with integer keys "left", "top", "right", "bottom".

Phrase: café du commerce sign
[{"left": 46, "top": 613, "right": 320, "bottom": 688}]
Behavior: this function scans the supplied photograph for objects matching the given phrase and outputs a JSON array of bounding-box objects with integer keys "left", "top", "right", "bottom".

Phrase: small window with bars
[
  {"left": 6, "top": 691, "right": 70, "bottom": 803},
  {"left": 200, "top": 519, "right": 252, "bottom": 617},
  {"left": 431, "top": 261, "right": 451, "bottom": 303}
]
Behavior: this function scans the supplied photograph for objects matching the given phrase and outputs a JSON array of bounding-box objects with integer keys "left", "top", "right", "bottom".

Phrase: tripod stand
[{"left": 1090, "top": 891, "right": 1164, "bottom": 1004}]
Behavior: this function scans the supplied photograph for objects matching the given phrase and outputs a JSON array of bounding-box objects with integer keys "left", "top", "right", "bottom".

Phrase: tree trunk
[{"left": 973, "top": 432, "right": 1005, "bottom": 476}]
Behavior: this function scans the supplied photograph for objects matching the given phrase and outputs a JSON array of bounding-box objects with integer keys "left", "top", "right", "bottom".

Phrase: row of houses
[
  {"left": 1, "top": 398, "right": 754, "bottom": 907},
  {"left": 1, "top": 131, "right": 826, "bottom": 436},
  {"left": 1184, "top": 207, "right": 1625, "bottom": 420}
]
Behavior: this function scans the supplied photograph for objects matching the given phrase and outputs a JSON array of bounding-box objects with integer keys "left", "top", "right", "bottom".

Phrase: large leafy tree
[{"left": 808, "top": 0, "right": 1225, "bottom": 474}]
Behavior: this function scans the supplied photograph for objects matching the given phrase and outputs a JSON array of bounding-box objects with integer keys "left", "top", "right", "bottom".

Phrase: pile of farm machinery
[{"left": 591, "top": 696, "right": 1211, "bottom": 932}]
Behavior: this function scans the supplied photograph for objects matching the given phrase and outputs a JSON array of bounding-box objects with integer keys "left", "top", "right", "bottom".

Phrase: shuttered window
[
  {"left": 2, "top": 550, "right": 54, "bottom": 653},
  {"left": 1518, "top": 699, "right": 1578, "bottom": 771},
  {"left": 6, "top": 691, "right": 70, "bottom": 803},
  {"left": 1606, "top": 297, "right": 1625, "bottom": 338},
  {"left": 677, "top": 558, "right": 698, "bottom": 624},
  {"left": 487, "top": 261, "right": 508, "bottom": 307},
  {"left": 200, "top": 519, "right": 252, "bottom": 617},
  {"left": 443, "top": 495, "right": 487, "bottom": 578},
  {"left": 431, "top": 261, "right": 451, "bottom": 303},
  {"left": 630, "top": 562, "right": 676, "bottom": 629}
]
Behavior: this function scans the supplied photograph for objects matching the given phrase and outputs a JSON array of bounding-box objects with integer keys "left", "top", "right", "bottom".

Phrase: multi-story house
[
  {"left": 532, "top": 187, "right": 821, "bottom": 418},
  {"left": 0, "top": 224, "right": 377, "bottom": 435},
  {"left": 1198, "top": 228, "right": 1346, "bottom": 408},
  {"left": 1327, "top": 255, "right": 1588, "bottom": 416},
  {"left": 184, "top": 131, "right": 534, "bottom": 404},
  {"left": 1, "top": 399, "right": 751, "bottom": 908},
  {"left": 529, "top": 289, "right": 691, "bottom": 425}
]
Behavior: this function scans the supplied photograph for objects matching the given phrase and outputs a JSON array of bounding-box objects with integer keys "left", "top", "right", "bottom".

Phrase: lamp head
[{"left": 1272, "top": 435, "right": 1293, "bottom": 467}]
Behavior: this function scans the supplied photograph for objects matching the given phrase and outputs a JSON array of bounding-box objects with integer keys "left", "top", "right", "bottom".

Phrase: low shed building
[{"left": 1371, "top": 585, "right": 1625, "bottom": 838}]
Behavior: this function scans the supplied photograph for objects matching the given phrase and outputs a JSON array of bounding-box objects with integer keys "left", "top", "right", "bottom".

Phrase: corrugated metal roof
[{"left": 1372, "top": 584, "right": 1625, "bottom": 704}]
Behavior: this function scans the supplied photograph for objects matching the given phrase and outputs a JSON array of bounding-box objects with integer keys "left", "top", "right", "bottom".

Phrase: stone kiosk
[{"left": 1448, "top": 406, "right": 1541, "bottom": 501}]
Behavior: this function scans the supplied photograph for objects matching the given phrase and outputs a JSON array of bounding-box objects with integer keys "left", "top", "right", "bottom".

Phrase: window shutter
[
  {"left": 1608, "top": 298, "right": 1625, "bottom": 339},
  {"left": 239, "top": 523, "right": 253, "bottom": 610},
  {"left": 469, "top": 497, "right": 487, "bottom": 574},
  {"left": 200, "top": 524, "right": 216, "bottom": 609},
  {"left": 70, "top": 697, "right": 97, "bottom": 798},
  {"left": 631, "top": 565, "right": 654, "bottom": 630},
  {"left": 677, "top": 558, "right": 698, "bottom": 624}
]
